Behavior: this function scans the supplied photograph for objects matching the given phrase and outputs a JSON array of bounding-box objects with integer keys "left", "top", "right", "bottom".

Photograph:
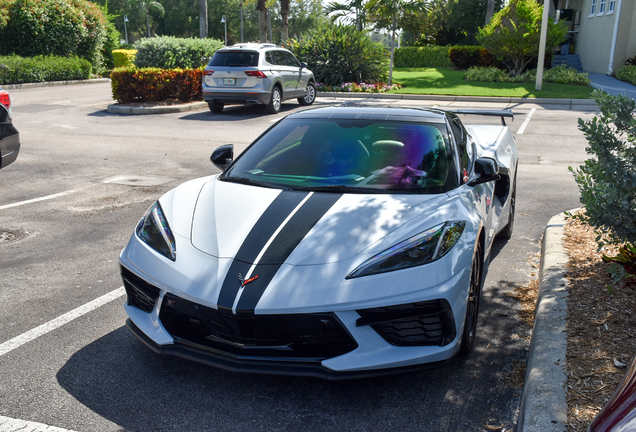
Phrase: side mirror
[
  {"left": 300, "top": 62, "right": 307, "bottom": 69},
  {"left": 467, "top": 157, "right": 500, "bottom": 186},
  {"left": 210, "top": 144, "right": 234, "bottom": 171}
]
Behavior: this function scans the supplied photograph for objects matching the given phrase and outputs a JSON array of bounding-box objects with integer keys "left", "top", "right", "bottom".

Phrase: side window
[
  {"left": 283, "top": 52, "right": 300, "bottom": 67},
  {"left": 265, "top": 51, "right": 275, "bottom": 65},
  {"left": 448, "top": 115, "right": 471, "bottom": 183},
  {"left": 271, "top": 51, "right": 286, "bottom": 66}
]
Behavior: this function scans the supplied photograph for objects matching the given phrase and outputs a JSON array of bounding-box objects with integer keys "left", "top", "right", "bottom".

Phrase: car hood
[{"left": 189, "top": 178, "right": 448, "bottom": 266}]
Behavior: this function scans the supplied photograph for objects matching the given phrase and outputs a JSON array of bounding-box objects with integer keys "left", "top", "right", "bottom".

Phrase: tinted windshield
[
  {"left": 208, "top": 51, "right": 259, "bottom": 67},
  {"left": 224, "top": 118, "right": 457, "bottom": 194}
]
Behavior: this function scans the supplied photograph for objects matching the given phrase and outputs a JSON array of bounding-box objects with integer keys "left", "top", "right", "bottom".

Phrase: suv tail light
[
  {"left": 0, "top": 90, "right": 10, "bottom": 108},
  {"left": 245, "top": 70, "right": 267, "bottom": 78},
  {"left": 203, "top": 70, "right": 214, "bottom": 76}
]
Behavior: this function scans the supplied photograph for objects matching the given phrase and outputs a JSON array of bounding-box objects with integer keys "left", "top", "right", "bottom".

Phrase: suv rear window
[{"left": 208, "top": 51, "right": 259, "bottom": 67}]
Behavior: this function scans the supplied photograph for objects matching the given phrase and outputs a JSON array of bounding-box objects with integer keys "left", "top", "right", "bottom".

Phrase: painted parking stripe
[
  {"left": 0, "top": 287, "right": 125, "bottom": 357},
  {"left": 0, "top": 415, "right": 78, "bottom": 432},
  {"left": 0, "top": 189, "right": 78, "bottom": 210},
  {"left": 516, "top": 108, "right": 535, "bottom": 135}
]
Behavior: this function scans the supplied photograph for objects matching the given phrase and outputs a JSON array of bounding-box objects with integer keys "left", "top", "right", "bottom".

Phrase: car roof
[
  {"left": 286, "top": 106, "right": 449, "bottom": 124},
  {"left": 218, "top": 43, "right": 281, "bottom": 52}
]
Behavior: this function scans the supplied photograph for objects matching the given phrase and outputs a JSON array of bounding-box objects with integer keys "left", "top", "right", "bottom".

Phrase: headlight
[
  {"left": 346, "top": 221, "right": 466, "bottom": 279},
  {"left": 136, "top": 201, "right": 176, "bottom": 261}
]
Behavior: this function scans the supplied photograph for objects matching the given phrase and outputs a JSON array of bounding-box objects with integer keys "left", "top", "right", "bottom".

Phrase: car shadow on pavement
[
  {"left": 179, "top": 103, "right": 298, "bottom": 122},
  {"left": 56, "top": 303, "right": 526, "bottom": 432}
]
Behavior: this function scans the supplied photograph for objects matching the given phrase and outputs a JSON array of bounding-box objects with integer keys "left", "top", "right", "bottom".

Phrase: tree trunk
[
  {"left": 199, "top": 0, "right": 208, "bottom": 39},
  {"left": 257, "top": 0, "right": 268, "bottom": 43},
  {"left": 280, "top": 0, "right": 289, "bottom": 43},
  {"left": 240, "top": 0, "right": 244, "bottom": 43},
  {"left": 485, "top": 0, "right": 495, "bottom": 26},
  {"left": 388, "top": 13, "right": 396, "bottom": 85},
  {"left": 145, "top": 6, "right": 151, "bottom": 37}
]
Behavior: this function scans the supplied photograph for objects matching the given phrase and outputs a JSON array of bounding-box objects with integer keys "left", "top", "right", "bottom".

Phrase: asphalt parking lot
[{"left": 0, "top": 82, "right": 595, "bottom": 432}]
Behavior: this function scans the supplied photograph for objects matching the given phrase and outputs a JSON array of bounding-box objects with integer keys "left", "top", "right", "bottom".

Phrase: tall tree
[
  {"left": 325, "top": 0, "right": 367, "bottom": 31},
  {"left": 366, "top": 0, "right": 427, "bottom": 84},
  {"left": 257, "top": 0, "right": 268, "bottom": 42},
  {"left": 200, "top": 0, "right": 208, "bottom": 38}
]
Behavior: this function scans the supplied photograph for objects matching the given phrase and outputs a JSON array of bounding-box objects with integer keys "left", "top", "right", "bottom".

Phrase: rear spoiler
[{"left": 450, "top": 109, "right": 514, "bottom": 126}]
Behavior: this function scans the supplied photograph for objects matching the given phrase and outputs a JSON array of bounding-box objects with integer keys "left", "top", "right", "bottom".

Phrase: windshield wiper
[{"left": 221, "top": 176, "right": 282, "bottom": 189}]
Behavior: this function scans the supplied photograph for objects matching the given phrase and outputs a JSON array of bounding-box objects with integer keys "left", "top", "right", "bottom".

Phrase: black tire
[
  {"left": 459, "top": 242, "right": 483, "bottom": 355},
  {"left": 298, "top": 82, "right": 316, "bottom": 106},
  {"left": 208, "top": 101, "right": 224, "bottom": 113},
  {"left": 499, "top": 177, "right": 516, "bottom": 239},
  {"left": 266, "top": 86, "right": 282, "bottom": 114}
]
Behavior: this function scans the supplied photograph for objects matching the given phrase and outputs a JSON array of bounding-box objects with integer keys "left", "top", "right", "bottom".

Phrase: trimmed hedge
[
  {"left": 133, "top": 36, "right": 223, "bottom": 69},
  {"left": 616, "top": 65, "right": 636, "bottom": 86},
  {"left": 112, "top": 49, "right": 137, "bottom": 68},
  {"left": 0, "top": 55, "right": 92, "bottom": 84},
  {"left": 393, "top": 46, "right": 453, "bottom": 68},
  {"left": 448, "top": 46, "right": 500, "bottom": 69},
  {"left": 110, "top": 67, "right": 203, "bottom": 103}
]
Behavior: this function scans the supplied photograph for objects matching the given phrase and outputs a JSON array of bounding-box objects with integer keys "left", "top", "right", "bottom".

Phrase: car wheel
[
  {"left": 208, "top": 101, "right": 224, "bottom": 113},
  {"left": 499, "top": 176, "right": 516, "bottom": 239},
  {"left": 459, "top": 242, "right": 482, "bottom": 355},
  {"left": 266, "top": 86, "right": 282, "bottom": 114},
  {"left": 298, "top": 82, "right": 316, "bottom": 106}
]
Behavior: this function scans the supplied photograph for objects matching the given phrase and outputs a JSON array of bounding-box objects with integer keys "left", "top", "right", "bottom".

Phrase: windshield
[
  {"left": 224, "top": 118, "right": 458, "bottom": 194},
  {"left": 208, "top": 51, "right": 259, "bottom": 67}
]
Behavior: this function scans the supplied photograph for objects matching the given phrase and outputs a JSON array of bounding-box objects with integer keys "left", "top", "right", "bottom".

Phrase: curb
[
  {"left": 1, "top": 78, "right": 111, "bottom": 90},
  {"left": 517, "top": 211, "right": 572, "bottom": 432},
  {"left": 107, "top": 101, "right": 207, "bottom": 115}
]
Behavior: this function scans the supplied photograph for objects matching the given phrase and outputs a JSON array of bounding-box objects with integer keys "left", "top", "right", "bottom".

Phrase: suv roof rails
[{"left": 224, "top": 43, "right": 278, "bottom": 49}]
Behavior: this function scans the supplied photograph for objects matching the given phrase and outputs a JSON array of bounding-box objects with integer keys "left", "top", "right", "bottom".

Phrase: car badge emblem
[
  {"left": 238, "top": 273, "right": 259, "bottom": 287},
  {"left": 227, "top": 71, "right": 231, "bottom": 75}
]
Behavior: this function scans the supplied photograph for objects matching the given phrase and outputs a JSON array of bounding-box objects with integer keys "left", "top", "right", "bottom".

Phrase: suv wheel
[
  {"left": 266, "top": 86, "right": 281, "bottom": 114},
  {"left": 298, "top": 82, "right": 316, "bottom": 106},
  {"left": 208, "top": 101, "right": 224, "bottom": 113}
]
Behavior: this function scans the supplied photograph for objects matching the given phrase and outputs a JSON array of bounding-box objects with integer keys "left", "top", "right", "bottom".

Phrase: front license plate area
[{"left": 223, "top": 78, "right": 236, "bottom": 85}]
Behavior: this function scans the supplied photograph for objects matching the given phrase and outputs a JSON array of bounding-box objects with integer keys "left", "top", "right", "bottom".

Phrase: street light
[
  {"left": 124, "top": 15, "right": 129, "bottom": 45},
  {"left": 221, "top": 15, "right": 227, "bottom": 46}
]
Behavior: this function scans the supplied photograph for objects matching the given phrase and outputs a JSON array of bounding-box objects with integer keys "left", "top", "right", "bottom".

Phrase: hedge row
[
  {"left": 448, "top": 46, "right": 501, "bottom": 69},
  {"left": 110, "top": 67, "right": 202, "bottom": 103},
  {"left": 133, "top": 36, "right": 223, "bottom": 69},
  {"left": 464, "top": 65, "right": 590, "bottom": 85},
  {"left": 393, "top": 46, "right": 453, "bottom": 68},
  {"left": 112, "top": 49, "right": 137, "bottom": 68},
  {"left": 0, "top": 55, "right": 92, "bottom": 84},
  {"left": 616, "top": 65, "right": 636, "bottom": 86}
]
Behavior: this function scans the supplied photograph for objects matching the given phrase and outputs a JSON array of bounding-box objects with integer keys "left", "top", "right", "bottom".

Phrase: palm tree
[
  {"left": 326, "top": 0, "right": 367, "bottom": 31},
  {"left": 366, "top": 0, "right": 427, "bottom": 84}
]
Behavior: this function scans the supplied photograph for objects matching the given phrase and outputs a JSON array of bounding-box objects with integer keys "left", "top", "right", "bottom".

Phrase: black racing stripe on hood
[
  {"left": 235, "top": 192, "right": 343, "bottom": 315},
  {"left": 216, "top": 190, "right": 310, "bottom": 312}
]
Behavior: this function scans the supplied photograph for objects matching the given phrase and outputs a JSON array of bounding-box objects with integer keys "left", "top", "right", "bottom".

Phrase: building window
[
  {"left": 609, "top": 0, "right": 616, "bottom": 12},
  {"left": 590, "top": 0, "right": 597, "bottom": 15},
  {"left": 599, "top": 0, "right": 606, "bottom": 13}
]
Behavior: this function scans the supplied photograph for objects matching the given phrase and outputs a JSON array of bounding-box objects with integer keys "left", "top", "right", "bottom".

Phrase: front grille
[
  {"left": 356, "top": 299, "right": 456, "bottom": 347},
  {"left": 121, "top": 266, "right": 161, "bottom": 313},
  {"left": 159, "top": 293, "right": 358, "bottom": 360}
]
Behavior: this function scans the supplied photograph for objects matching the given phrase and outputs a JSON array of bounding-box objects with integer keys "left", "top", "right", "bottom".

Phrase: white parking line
[
  {"left": 0, "top": 189, "right": 78, "bottom": 210},
  {"left": 0, "top": 287, "right": 125, "bottom": 357},
  {"left": 0, "top": 415, "right": 78, "bottom": 432},
  {"left": 516, "top": 108, "right": 535, "bottom": 135}
]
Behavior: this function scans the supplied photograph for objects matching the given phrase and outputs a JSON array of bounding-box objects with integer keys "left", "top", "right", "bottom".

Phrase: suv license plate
[{"left": 223, "top": 78, "right": 236, "bottom": 85}]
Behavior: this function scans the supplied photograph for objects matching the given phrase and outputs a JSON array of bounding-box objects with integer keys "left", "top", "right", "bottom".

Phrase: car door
[
  {"left": 0, "top": 102, "right": 20, "bottom": 169},
  {"left": 274, "top": 50, "right": 299, "bottom": 99}
]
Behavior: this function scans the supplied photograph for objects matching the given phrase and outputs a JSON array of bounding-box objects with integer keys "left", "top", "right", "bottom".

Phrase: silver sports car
[{"left": 120, "top": 106, "right": 518, "bottom": 379}]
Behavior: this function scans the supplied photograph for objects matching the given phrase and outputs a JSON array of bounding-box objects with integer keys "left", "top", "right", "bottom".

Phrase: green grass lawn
[{"left": 389, "top": 67, "right": 594, "bottom": 99}]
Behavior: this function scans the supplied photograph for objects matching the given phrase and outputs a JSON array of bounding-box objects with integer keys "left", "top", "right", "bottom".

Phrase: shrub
[
  {"left": 0, "top": 0, "right": 107, "bottom": 71},
  {"left": 448, "top": 46, "right": 500, "bottom": 70},
  {"left": 393, "top": 46, "right": 452, "bottom": 68},
  {"left": 113, "top": 50, "right": 137, "bottom": 68},
  {"left": 616, "top": 65, "right": 636, "bottom": 86},
  {"left": 110, "top": 67, "right": 203, "bottom": 103},
  {"left": 316, "top": 82, "right": 402, "bottom": 92},
  {"left": 464, "top": 66, "right": 527, "bottom": 82},
  {"left": 286, "top": 25, "right": 388, "bottom": 86},
  {"left": 0, "top": 55, "right": 92, "bottom": 84},
  {"left": 133, "top": 36, "right": 223, "bottom": 69},
  {"left": 570, "top": 90, "right": 636, "bottom": 247},
  {"left": 542, "top": 64, "right": 590, "bottom": 85}
]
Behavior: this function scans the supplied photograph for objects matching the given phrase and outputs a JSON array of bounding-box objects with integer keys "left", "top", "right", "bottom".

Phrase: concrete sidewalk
[{"left": 588, "top": 72, "right": 636, "bottom": 100}]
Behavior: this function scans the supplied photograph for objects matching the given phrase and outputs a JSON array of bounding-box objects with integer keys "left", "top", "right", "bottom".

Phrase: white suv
[{"left": 202, "top": 43, "right": 316, "bottom": 114}]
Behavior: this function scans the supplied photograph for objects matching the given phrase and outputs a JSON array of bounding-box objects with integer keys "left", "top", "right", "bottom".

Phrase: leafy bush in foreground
[
  {"left": 286, "top": 25, "right": 388, "bottom": 86},
  {"left": 110, "top": 67, "right": 203, "bottom": 103},
  {"left": 133, "top": 36, "right": 223, "bottom": 69},
  {"left": 616, "top": 65, "right": 636, "bottom": 86},
  {"left": 0, "top": 55, "right": 92, "bottom": 84}
]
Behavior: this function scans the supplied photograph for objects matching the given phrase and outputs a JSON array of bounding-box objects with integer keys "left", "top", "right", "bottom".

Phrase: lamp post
[
  {"left": 221, "top": 15, "right": 227, "bottom": 46},
  {"left": 124, "top": 15, "right": 129, "bottom": 45}
]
